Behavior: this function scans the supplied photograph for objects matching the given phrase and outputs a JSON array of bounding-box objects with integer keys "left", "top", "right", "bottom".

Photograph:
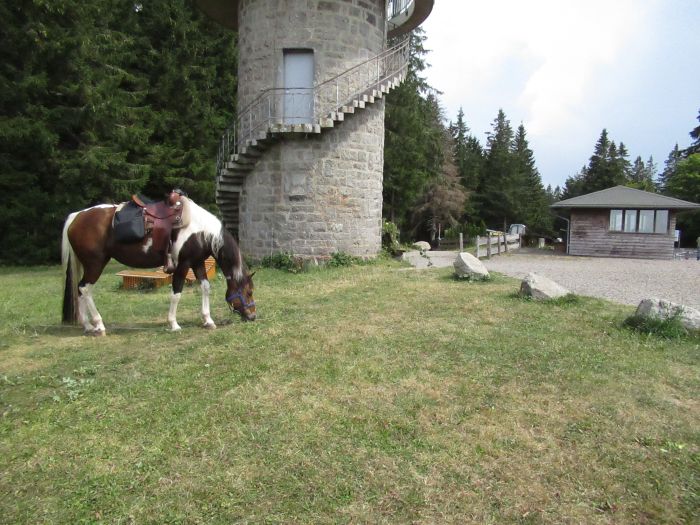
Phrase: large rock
[
  {"left": 635, "top": 298, "right": 700, "bottom": 331},
  {"left": 453, "top": 252, "right": 489, "bottom": 280},
  {"left": 413, "top": 241, "right": 431, "bottom": 251},
  {"left": 520, "top": 272, "right": 570, "bottom": 300}
]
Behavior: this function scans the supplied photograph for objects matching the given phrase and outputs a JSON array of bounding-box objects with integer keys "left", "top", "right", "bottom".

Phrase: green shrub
[
  {"left": 444, "top": 221, "right": 487, "bottom": 241},
  {"left": 259, "top": 252, "right": 303, "bottom": 273},
  {"left": 382, "top": 220, "right": 401, "bottom": 254},
  {"left": 329, "top": 252, "right": 361, "bottom": 267},
  {"left": 623, "top": 313, "right": 689, "bottom": 339}
]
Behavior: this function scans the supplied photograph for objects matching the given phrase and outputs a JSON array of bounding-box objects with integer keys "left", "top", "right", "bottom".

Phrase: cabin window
[
  {"left": 609, "top": 210, "right": 623, "bottom": 231},
  {"left": 638, "top": 210, "right": 655, "bottom": 233},
  {"left": 654, "top": 210, "right": 669, "bottom": 233},
  {"left": 609, "top": 209, "right": 669, "bottom": 234}
]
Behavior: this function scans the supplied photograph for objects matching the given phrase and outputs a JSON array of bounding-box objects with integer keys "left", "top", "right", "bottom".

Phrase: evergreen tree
[
  {"left": 412, "top": 123, "right": 467, "bottom": 242},
  {"left": 562, "top": 166, "right": 587, "bottom": 199},
  {"left": 383, "top": 29, "right": 443, "bottom": 236},
  {"left": 683, "top": 109, "right": 700, "bottom": 156},
  {"left": 0, "top": 0, "right": 237, "bottom": 263},
  {"left": 449, "top": 107, "right": 483, "bottom": 192},
  {"left": 473, "top": 109, "right": 517, "bottom": 228},
  {"left": 658, "top": 144, "right": 682, "bottom": 193},
  {"left": 563, "top": 129, "right": 629, "bottom": 198},
  {"left": 512, "top": 124, "right": 552, "bottom": 234},
  {"left": 666, "top": 154, "right": 700, "bottom": 245}
]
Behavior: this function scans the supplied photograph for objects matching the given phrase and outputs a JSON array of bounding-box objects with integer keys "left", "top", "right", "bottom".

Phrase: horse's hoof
[
  {"left": 169, "top": 325, "right": 182, "bottom": 332},
  {"left": 203, "top": 322, "right": 217, "bottom": 330},
  {"left": 85, "top": 329, "right": 106, "bottom": 337}
]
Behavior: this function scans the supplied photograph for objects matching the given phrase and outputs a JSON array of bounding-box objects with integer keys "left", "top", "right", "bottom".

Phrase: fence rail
[{"left": 475, "top": 233, "right": 521, "bottom": 258}]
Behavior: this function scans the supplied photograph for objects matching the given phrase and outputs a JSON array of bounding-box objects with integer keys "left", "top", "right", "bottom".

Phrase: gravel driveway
[{"left": 482, "top": 249, "right": 700, "bottom": 310}]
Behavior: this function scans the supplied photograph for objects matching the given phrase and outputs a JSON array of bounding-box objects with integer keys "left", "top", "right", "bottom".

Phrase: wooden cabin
[{"left": 551, "top": 186, "right": 700, "bottom": 259}]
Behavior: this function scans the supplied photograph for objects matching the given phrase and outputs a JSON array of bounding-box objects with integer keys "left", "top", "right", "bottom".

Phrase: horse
[{"left": 61, "top": 196, "right": 256, "bottom": 336}]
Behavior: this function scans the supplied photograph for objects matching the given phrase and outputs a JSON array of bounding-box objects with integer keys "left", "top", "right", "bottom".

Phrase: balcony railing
[{"left": 216, "top": 36, "right": 410, "bottom": 176}]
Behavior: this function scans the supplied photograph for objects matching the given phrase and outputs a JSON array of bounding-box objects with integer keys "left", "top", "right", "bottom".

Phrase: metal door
[{"left": 283, "top": 50, "right": 314, "bottom": 124}]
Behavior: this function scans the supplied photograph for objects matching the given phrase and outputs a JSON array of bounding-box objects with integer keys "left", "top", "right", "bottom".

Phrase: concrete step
[{"left": 217, "top": 182, "right": 242, "bottom": 193}]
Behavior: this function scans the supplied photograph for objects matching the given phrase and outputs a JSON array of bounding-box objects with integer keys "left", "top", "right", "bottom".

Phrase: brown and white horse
[{"left": 62, "top": 197, "right": 256, "bottom": 335}]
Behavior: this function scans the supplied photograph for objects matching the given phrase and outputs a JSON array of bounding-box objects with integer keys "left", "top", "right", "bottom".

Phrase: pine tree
[
  {"left": 384, "top": 29, "right": 443, "bottom": 235},
  {"left": 512, "top": 124, "right": 552, "bottom": 234},
  {"left": 412, "top": 124, "right": 467, "bottom": 242},
  {"left": 666, "top": 154, "right": 700, "bottom": 245},
  {"left": 449, "top": 107, "right": 483, "bottom": 192},
  {"left": 0, "top": 0, "right": 238, "bottom": 263},
  {"left": 683, "top": 109, "right": 700, "bottom": 156},
  {"left": 473, "top": 109, "right": 517, "bottom": 228},
  {"left": 658, "top": 144, "right": 682, "bottom": 193}
]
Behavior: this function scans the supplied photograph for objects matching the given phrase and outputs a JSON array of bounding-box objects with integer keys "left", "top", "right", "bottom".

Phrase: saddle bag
[{"left": 113, "top": 201, "right": 145, "bottom": 243}]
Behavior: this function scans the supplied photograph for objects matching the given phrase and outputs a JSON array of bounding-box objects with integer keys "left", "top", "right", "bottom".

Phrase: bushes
[{"left": 258, "top": 251, "right": 370, "bottom": 272}]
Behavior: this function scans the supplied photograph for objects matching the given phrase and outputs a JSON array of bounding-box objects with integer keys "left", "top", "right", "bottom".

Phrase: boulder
[
  {"left": 413, "top": 241, "right": 431, "bottom": 251},
  {"left": 453, "top": 252, "right": 489, "bottom": 280},
  {"left": 520, "top": 272, "right": 570, "bottom": 300},
  {"left": 635, "top": 298, "right": 700, "bottom": 331}
]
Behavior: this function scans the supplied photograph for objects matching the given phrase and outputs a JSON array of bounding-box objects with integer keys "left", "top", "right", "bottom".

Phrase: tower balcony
[{"left": 194, "top": 0, "right": 434, "bottom": 37}]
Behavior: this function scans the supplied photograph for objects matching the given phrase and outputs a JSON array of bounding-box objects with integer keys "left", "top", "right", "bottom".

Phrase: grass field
[{"left": 1, "top": 259, "right": 698, "bottom": 524}]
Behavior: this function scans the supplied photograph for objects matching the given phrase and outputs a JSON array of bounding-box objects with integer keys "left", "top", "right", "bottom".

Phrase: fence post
[
  {"left": 487, "top": 236, "right": 492, "bottom": 258},
  {"left": 505, "top": 234, "right": 509, "bottom": 253},
  {"left": 497, "top": 234, "right": 501, "bottom": 255},
  {"left": 459, "top": 233, "right": 463, "bottom": 252},
  {"left": 475, "top": 235, "right": 480, "bottom": 258}
]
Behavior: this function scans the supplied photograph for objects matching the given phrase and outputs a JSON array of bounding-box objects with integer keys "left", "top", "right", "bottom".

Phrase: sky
[{"left": 420, "top": 0, "right": 700, "bottom": 190}]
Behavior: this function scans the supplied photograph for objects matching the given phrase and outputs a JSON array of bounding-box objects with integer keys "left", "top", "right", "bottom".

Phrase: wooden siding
[{"left": 569, "top": 209, "right": 676, "bottom": 259}]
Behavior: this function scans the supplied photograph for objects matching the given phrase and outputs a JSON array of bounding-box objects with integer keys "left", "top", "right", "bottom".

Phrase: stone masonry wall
[
  {"left": 240, "top": 100, "right": 385, "bottom": 259},
  {"left": 236, "top": 0, "right": 387, "bottom": 260}
]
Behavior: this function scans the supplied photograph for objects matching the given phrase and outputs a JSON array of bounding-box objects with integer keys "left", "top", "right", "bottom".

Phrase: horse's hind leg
[
  {"left": 78, "top": 262, "right": 109, "bottom": 336},
  {"left": 78, "top": 283, "right": 106, "bottom": 336}
]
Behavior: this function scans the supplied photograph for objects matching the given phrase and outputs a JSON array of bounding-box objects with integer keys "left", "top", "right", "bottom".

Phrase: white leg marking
[
  {"left": 79, "top": 284, "right": 105, "bottom": 334},
  {"left": 200, "top": 280, "right": 216, "bottom": 329},
  {"left": 168, "top": 292, "right": 182, "bottom": 331},
  {"left": 77, "top": 294, "right": 95, "bottom": 332}
]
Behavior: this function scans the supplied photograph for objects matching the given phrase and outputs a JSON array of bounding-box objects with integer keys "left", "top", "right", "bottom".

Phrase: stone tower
[{"left": 195, "top": 0, "right": 433, "bottom": 260}]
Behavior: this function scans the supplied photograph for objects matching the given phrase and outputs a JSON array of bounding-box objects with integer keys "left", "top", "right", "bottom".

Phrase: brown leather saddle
[{"left": 131, "top": 191, "right": 185, "bottom": 257}]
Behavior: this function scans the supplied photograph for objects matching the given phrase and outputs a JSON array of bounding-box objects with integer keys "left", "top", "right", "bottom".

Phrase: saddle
[
  {"left": 133, "top": 191, "right": 188, "bottom": 264},
  {"left": 113, "top": 190, "right": 190, "bottom": 271}
]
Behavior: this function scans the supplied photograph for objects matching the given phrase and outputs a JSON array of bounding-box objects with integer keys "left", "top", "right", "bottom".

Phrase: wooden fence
[
  {"left": 437, "top": 232, "right": 522, "bottom": 258},
  {"left": 475, "top": 233, "right": 521, "bottom": 258}
]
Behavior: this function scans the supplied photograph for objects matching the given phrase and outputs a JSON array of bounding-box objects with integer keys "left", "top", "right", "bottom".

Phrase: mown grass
[{"left": 1, "top": 260, "right": 698, "bottom": 524}]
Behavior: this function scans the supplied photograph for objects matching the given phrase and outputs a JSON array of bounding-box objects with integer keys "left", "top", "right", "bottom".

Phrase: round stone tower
[{"left": 195, "top": 0, "right": 433, "bottom": 260}]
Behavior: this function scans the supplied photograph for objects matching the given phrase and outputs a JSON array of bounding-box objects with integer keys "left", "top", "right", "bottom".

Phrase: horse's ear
[{"left": 248, "top": 271, "right": 256, "bottom": 279}]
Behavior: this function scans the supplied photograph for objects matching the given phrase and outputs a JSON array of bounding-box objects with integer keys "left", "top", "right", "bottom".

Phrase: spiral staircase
[{"left": 209, "top": 0, "right": 434, "bottom": 233}]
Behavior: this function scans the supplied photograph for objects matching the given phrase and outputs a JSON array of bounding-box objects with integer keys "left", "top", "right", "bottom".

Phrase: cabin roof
[{"left": 550, "top": 185, "right": 700, "bottom": 210}]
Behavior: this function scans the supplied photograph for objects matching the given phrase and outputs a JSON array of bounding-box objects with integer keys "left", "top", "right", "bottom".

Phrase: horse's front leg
[
  {"left": 167, "top": 270, "right": 188, "bottom": 331},
  {"left": 192, "top": 263, "right": 216, "bottom": 329}
]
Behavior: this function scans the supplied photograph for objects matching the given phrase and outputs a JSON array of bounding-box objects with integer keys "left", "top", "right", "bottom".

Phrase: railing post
[{"left": 459, "top": 233, "right": 463, "bottom": 252}]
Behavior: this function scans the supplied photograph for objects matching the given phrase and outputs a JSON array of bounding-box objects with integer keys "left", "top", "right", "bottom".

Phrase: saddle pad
[{"left": 113, "top": 201, "right": 145, "bottom": 243}]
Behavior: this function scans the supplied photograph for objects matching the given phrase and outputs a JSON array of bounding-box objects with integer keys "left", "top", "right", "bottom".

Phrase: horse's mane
[{"left": 186, "top": 198, "right": 244, "bottom": 281}]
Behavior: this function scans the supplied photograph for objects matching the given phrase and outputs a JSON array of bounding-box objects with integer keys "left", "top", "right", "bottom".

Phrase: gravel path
[{"left": 482, "top": 249, "right": 700, "bottom": 310}]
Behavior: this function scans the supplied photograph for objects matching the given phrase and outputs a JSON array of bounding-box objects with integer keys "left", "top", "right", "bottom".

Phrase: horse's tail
[{"left": 62, "top": 212, "right": 82, "bottom": 324}]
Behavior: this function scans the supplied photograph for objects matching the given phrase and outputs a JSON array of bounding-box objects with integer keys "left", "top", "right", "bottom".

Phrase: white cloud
[
  {"left": 422, "top": 2, "right": 676, "bottom": 186},
  {"left": 423, "top": 0, "right": 654, "bottom": 136}
]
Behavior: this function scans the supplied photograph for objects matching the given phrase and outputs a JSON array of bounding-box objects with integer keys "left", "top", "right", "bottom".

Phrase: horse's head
[{"left": 225, "top": 272, "right": 256, "bottom": 321}]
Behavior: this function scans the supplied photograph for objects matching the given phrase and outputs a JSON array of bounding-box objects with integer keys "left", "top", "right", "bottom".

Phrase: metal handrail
[{"left": 216, "top": 35, "right": 410, "bottom": 177}]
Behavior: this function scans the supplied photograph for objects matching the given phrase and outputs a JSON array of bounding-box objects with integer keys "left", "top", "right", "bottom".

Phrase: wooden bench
[{"left": 117, "top": 257, "right": 216, "bottom": 289}]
